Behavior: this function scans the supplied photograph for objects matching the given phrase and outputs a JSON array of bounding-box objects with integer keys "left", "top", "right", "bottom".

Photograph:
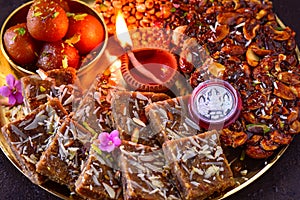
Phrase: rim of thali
[{"left": 0, "top": 1, "right": 299, "bottom": 200}]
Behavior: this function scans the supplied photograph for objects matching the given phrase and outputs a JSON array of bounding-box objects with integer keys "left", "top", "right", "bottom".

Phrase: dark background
[{"left": 0, "top": 0, "right": 300, "bottom": 199}]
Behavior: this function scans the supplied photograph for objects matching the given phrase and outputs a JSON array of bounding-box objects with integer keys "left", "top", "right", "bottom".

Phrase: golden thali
[{"left": 0, "top": 0, "right": 300, "bottom": 199}]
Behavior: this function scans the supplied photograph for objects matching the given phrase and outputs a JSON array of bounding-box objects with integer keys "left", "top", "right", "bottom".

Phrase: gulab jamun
[
  {"left": 50, "top": 0, "right": 70, "bottom": 12},
  {"left": 27, "top": 0, "right": 69, "bottom": 42},
  {"left": 66, "top": 13, "right": 105, "bottom": 54},
  {"left": 3, "top": 23, "right": 39, "bottom": 66},
  {"left": 37, "top": 41, "right": 80, "bottom": 71}
]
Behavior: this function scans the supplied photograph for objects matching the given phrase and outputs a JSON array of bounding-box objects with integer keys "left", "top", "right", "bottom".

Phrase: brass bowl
[{"left": 0, "top": 0, "right": 108, "bottom": 76}]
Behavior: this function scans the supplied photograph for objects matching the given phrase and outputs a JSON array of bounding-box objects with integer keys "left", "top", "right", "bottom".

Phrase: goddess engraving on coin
[{"left": 196, "top": 85, "right": 234, "bottom": 122}]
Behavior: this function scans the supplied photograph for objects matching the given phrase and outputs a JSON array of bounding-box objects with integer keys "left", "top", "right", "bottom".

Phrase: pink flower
[
  {"left": 173, "top": 3, "right": 180, "bottom": 8},
  {"left": 0, "top": 74, "right": 23, "bottom": 106},
  {"left": 98, "top": 130, "right": 121, "bottom": 152}
]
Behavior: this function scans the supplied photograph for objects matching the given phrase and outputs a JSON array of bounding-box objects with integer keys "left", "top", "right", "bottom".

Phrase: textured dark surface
[{"left": 0, "top": 0, "right": 300, "bottom": 199}]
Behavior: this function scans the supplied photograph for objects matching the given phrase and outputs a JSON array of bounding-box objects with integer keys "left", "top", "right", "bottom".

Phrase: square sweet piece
[
  {"left": 111, "top": 91, "right": 170, "bottom": 147},
  {"left": 119, "top": 141, "right": 181, "bottom": 200},
  {"left": 162, "top": 130, "right": 235, "bottom": 200},
  {"left": 21, "top": 68, "right": 81, "bottom": 113},
  {"left": 74, "top": 73, "right": 119, "bottom": 134},
  {"left": 52, "top": 84, "right": 82, "bottom": 114},
  {"left": 46, "top": 67, "right": 78, "bottom": 86},
  {"left": 36, "top": 118, "right": 92, "bottom": 191},
  {"left": 21, "top": 74, "right": 55, "bottom": 112},
  {"left": 145, "top": 95, "right": 201, "bottom": 145},
  {"left": 75, "top": 141, "right": 122, "bottom": 200},
  {"left": 1, "top": 98, "right": 68, "bottom": 184}
]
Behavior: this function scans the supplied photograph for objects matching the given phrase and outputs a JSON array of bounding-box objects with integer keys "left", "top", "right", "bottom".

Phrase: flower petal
[
  {"left": 98, "top": 132, "right": 110, "bottom": 144},
  {"left": 0, "top": 86, "right": 12, "bottom": 97},
  {"left": 109, "top": 130, "right": 119, "bottom": 139},
  {"left": 15, "top": 80, "right": 22, "bottom": 92},
  {"left": 6, "top": 74, "right": 16, "bottom": 88},
  {"left": 98, "top": 130, "right": 121, "bottom": 152},
  {"left": 100, "top": 143, "right": 115, "bottom": 152},
  {"left": 8, "top": 94, "right": 16, "bottom": 106},
  {"left": 113, "top": 137, "right": 121, "bottom": 147},
  {"left": 15, "top": 92, "right": 23, "bottom": 104}
]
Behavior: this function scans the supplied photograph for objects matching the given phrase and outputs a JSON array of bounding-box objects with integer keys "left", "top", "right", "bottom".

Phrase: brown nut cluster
[
  {"left": 170, "top": 0, "right": 299, "bottom": 159},
  {"left": 130, "top": 27, "right": 172, "bottom": 50},
  {"left": 93, "top": 0, "right": 173, "bottom": 35}
]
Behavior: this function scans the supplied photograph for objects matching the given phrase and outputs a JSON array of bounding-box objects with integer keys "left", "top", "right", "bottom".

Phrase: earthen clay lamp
[{"left": 120, "top": 47, "right": 178, "bottom": 92}]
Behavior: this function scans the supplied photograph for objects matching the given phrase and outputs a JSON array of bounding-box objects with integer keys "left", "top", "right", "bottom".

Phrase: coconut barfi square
[
  {"left": 119, "top": 141, "right": 181, "bottom": 200},
  {"left": 21, "top": 67, "right": 81, "bottom": 113},
  {"left": 75, "top": 141, "right": 122, "bottom": 200},
  {"left": 21, "top": 74, "right": 55, "bottom": 112},
  {"left": 1, "top": 98, "right": 68, "bottom": 184},
  {"left": 36, "top": 118, "right": 92, "bottom": 191},
  {"left": 145, "top": 95, "right": 201, "bottom": 145},
  {"left": 74, "top": 73, "right": 119, "bottom": 134},
  {"left": 162, "top": 130, "right": 235, "bottom": 200},
  {"left": 111, "top": 91, "right": 170, "bottom": 147}
]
